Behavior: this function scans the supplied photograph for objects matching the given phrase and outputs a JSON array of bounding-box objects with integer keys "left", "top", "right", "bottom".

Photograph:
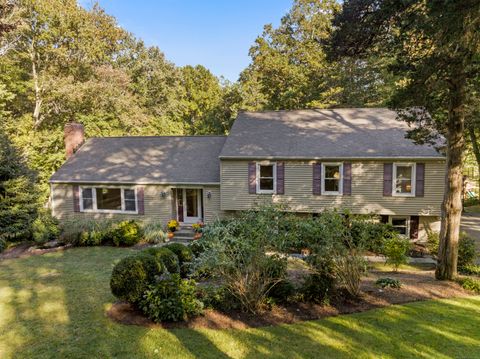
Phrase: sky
[{"left": 80, "top": 0, "right": 293, "bottom": 81}]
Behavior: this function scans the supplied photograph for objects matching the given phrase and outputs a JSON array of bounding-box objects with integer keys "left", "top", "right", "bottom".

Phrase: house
[{"left": 50, "top": 108, "right": 445, "bottom": 241}]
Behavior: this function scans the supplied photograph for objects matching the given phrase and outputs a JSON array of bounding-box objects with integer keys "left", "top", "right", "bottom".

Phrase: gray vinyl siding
[
  {"left": 51, "top": 183, "right": 225, "bottom": 224},
  {"left": 220, "top": 160, "right": 445, "bottom": 216}
]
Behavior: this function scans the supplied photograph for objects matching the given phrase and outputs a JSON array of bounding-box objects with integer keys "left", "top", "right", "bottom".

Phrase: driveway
[{"left": 461, "top": 213, "right": 480, "bottom": 262}]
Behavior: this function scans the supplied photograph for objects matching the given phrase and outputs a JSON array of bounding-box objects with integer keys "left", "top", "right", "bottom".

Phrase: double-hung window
[
  {"left": 256, "top": 163, "right": 276, "bottom": 194},
  {"left": 80, "top": 187, "right": 137, "bottom": 213},
  {"left": 322, "top": 163, "right": 343, "bottom": 195},
  {"left": 393, "top": 163, "right": 416, "bottom": 196}
]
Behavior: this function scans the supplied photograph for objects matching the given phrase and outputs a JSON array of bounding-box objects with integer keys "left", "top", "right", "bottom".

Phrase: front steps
[{"left": 168, "top": 225, "right": 195, "bottom": 243}]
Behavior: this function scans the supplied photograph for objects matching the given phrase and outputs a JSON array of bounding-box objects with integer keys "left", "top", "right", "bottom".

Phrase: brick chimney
[{"left": 64, "top": 122, "right": 85, "bottom": 159}]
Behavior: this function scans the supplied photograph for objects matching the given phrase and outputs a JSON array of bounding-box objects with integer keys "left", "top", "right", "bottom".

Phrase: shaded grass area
[{"left": 0, "top": 247, "right": 479, "bottom": 358}]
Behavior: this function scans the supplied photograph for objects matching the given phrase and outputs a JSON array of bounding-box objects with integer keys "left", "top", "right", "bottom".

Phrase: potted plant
[
  {"left": 167, "top": 219, "right": 179, "bottom": 239},
  {"left": 192, "top": 222, "right": 204, "bottom": 240}
]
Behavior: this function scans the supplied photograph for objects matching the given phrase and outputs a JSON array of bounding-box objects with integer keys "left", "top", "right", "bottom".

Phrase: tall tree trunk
[
  {"left": 468, "top": 127, "right": 480, "bottom": 197},
  {"left": 436, "top": 79, "right": 466, "bottom": 280},
  {"left": 31, "top": 57, "right": 42, "bottom": 128}
]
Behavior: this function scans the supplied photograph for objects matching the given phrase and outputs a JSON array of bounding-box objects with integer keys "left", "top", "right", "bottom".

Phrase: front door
[{"left": 181, "top": 189, "right": 202, "bottom": 223}]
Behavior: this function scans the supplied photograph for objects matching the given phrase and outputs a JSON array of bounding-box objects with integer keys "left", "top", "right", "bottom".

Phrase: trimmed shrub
[
  {"left": 32, "top": 210, "right": 59, "bottom": 244},
  {"left": 0, "top": 238, "right": 6, "bottom": 253},
  {"left": 165, "top": 243, "right": 193, "bottom": 263},
  {"left": 300, "top": 273, "right": 335, "bottom": 304},
  {"left": 139, "top": 273, "right": 203, "bottom": 322},
  {"left": 112, "top": 220, "right": 143, "bottom": 246},
  {"left": 142, "top": 247, "right": 180, "bottom": 274},
  {"left": 142, "top": 221, "right": 167, "bottom": 244},
  {"left": 110, "top": 254, "right": 164, "bottom": 304},
  {"left": 375, "top": 278, "right": 401, "bottom": 289},
  {"left": 165, "top": 243, "right": 194, "bottom": 277},
  {"left": 383, "top": 235, "right": 410, "bottom": 271}
]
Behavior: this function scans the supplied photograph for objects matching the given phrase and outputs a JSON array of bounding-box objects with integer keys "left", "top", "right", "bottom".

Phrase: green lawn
[{"left": 1, "top": 247, "right": 479, "bottom": 359}]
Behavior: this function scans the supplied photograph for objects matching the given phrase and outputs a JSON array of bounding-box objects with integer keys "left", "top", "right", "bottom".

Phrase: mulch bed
[
  {"left": 107, "top": 269, "right": 473, "bottom": 330},
  {"left": 0, "top": 242, "right": 73, "bottom": 260}
]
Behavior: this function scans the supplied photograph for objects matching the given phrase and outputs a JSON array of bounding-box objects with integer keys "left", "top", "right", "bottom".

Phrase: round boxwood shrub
[
  {"left": 164, "top": 243, "right": 194, "bottom": 277},
  {"left": 300, "top": 273, "right": 335, "bottom": 304},
  {"left": 164, "top": 243, "right": 193, "bottom": 263},
  {"left": 142, "top": 247, "right": 180, "bottom": 274},
  {"left": 112, "top": 220, "right": 143, "bottom": 246},
  {"left": 110, "top": 254, "right": 164, "bottom": 304}
]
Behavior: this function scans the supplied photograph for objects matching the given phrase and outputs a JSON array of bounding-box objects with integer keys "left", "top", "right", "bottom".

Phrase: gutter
[
  {"left": 218, "top": 156, "right": 446, "bottom": 161},
  {"left": 49, "top": 180, "right": 221, "bottom": 186}
]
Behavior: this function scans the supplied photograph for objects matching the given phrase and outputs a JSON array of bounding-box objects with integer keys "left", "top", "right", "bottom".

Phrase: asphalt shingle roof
[
  {"left": 219, "top": 108, "right": 444, "bottom": 159},
  {"left": 50, "top": 136, "right": 226, "bottom": 184}
]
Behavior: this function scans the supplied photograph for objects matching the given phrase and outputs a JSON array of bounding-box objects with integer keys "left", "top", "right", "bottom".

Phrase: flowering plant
[
  {"left": 167, "top": 219, "right": 179, "bottom": 232},
  {"left": 192, "top": 222, "right": 204, "bottom": 233}
]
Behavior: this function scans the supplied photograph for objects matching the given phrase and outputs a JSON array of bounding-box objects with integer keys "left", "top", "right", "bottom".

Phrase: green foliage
[
  {"left": 139, "top": 273, "right": 203, "bottom": 322},
  {"left": 0, "top": 238, "right": 6, "bottom": 253},
  {"left": 241, "top": 0, "right": 393, "bottom": 111},
  {"left": 142, "top": 247, "right": 180, "bottom": 274},
  {"left": 112, "top": 220, "right": 143, "bottom": 247},
  {"left": 300, "top": 272, "right": 335, "bottom": 304},
  {"left": 142, "top": 221, "right": 167, "bottom": 244},
  {"left": 194, "top": 206, "right": 290, "bottom": 313},
  {"left": 375, "top": 278, "right": 402, "bottom": 289},
  {"left": 460, "top": 264, "right": 480, "bottom": 276},
  {"left": 164, "top": 242, "right": 194, "bottom": 277},
  {"left": 31, "top": 209, "right": 59, "bottom": 244},
  {"left": 0, "top": 131, "right": 38, "bottom": 242},
  {"left": 426, "top": 231, "right": 440, "bottom": 256},
  {"left": 164, "top": 243, "right": 193, "bottom": 264},
  {"left": 267, "top": 280, "right": 296, "bottom": 304},
  {"left": 427, "top": 231, "right": 477, "bottom": 269},
  {"left": 350, "top": 219, "right": 397, "bottom": 254},
  {"left": 110, "top": 254, "right": 164, "bottom": 304},
  {"left": 458, "top": 233, "right": 477, "bottom": 268},
  {"left": 383, "top": 235, "right": 410, "bottom": 271},
  {"left": 59, "top": 218, "right": 116, "bottom": 246},
  {"left": 196, "top": 285, "right": 239, "bottom": 311},
  {"left": 457, "top": 278, "right": 480, "bottom": 294}
]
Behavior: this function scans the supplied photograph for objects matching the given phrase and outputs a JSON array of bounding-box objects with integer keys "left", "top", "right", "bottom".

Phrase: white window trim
[
  {"left": 392, "top": 163, "right": 416, "bottom": 197},
  {"left": 322, "top": 162, "right": 343, "bottom": 196},
  {"left": 256, "top": 162, "right": 277, "bottom": 194},
  {"left": 389, "top": 216, "right": 411, "bottom": 238},
  {"left": 79, "top": 186, "right": 138, "bottom": 214}
]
